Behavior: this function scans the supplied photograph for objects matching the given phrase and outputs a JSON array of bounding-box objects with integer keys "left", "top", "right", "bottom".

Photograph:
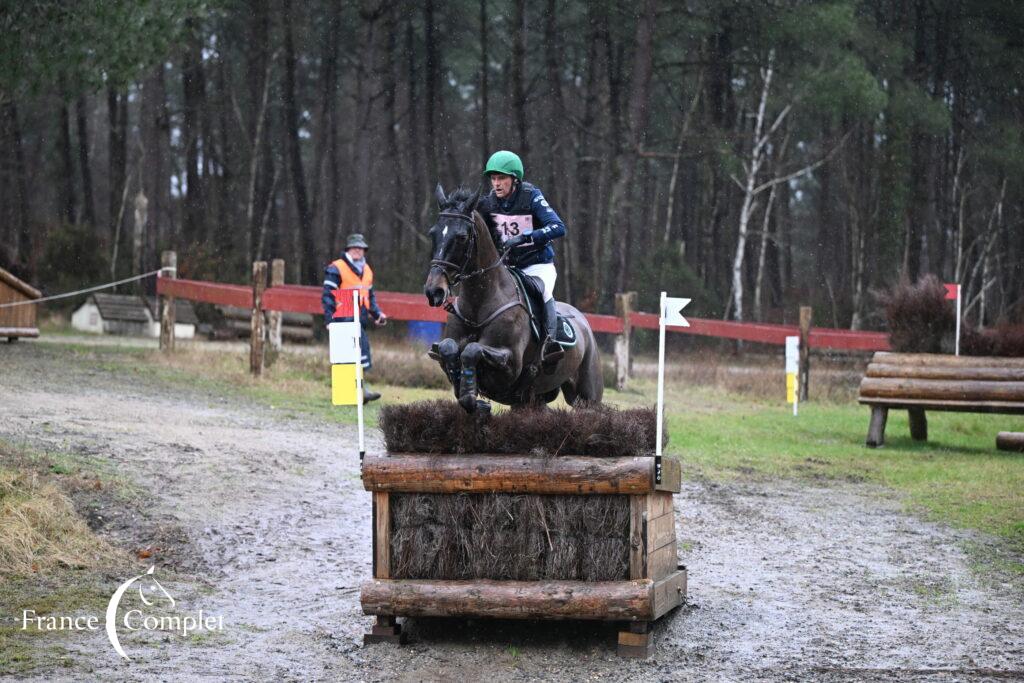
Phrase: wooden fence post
[
  {"left": 159, "top": 251, "right": 176, "bottom": 353},
  {"left": 799, "top": 305, "right": 812, "bottom": 401},
  {"left": 251, "top": 261, "right": 267, "bottom": 377},
  {"left": 615, "top": 292, "right": 636, "bottom": 390},
  {"left": 268, "top": 258, "right": 284, "bottom": 353}
]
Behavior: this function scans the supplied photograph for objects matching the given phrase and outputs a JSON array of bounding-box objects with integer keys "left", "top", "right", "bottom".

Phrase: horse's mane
[{"left": 441, "top": 186, "right": 479, "bottom": 211}]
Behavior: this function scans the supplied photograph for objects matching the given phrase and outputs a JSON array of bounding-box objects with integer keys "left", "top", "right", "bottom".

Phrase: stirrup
[{"left": 542, "top": 337, "right": 564, "bottom": 370}]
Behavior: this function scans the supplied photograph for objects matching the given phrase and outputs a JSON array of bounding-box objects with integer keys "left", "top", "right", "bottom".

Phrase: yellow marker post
[{"left": 785, "top": 335, "right": 799, "bottom": 416}]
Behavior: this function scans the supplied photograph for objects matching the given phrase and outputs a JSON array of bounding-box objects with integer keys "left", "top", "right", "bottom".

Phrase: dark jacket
[{"left": 477, "top": 181, "right": 565, "bottom": 268}]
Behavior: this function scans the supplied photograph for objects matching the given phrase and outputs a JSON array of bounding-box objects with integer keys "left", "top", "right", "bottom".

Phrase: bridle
[
  {"left": 428, "top": 208, "right": 524, "bottom": 330},
  {"left": 429, "top": 210, "right": 508, "bottom": 288}
]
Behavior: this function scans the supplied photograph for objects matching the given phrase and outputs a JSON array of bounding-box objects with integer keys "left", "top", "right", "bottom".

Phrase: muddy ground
[{"left": 1, "top": 342, "right": 1022, "bottom": 681}]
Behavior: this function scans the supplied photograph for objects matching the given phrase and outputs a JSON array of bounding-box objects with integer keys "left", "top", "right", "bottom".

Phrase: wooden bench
[{"left": 858, "top": 352, "right": 1024, "bottom": 448}]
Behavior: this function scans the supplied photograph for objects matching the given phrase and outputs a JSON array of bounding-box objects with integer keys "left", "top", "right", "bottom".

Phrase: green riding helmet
[{"left": 484, "top": 150, "right": 524, "bottom": 181}]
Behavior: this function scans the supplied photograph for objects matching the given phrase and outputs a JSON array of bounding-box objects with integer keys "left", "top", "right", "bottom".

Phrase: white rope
[{"left": 0, "top": 268, "right": 173, "bottom": 308}]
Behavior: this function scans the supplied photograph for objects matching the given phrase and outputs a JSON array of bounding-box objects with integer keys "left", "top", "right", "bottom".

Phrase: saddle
[{"left": 508, "top": 268, "right": 577, "bottom": 347}]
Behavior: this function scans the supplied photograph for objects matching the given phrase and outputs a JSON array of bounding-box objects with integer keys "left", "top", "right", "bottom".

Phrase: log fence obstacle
[
  {"left": 360, "top": 450, "right": 686, "bottom": 657},
  {"left": 154, "top": 252, "right": 893, "bottom": 382},
  {"left": 858, "top": 352, "right": 1024, "bottom": 447}
]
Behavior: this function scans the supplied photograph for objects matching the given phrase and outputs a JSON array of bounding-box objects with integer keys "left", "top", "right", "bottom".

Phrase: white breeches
[{"left": 522, "top": 263, "right": 556, "bottom": 302}]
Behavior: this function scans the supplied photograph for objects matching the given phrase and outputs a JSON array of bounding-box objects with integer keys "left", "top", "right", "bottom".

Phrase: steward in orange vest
[{"left": 322, "top": 235, "right": 387, "bottom": 397}]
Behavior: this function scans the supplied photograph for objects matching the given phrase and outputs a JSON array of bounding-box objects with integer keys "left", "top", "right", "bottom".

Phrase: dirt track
[{"left": 1, "top": 342, "right": 1022, "bottom": 681}]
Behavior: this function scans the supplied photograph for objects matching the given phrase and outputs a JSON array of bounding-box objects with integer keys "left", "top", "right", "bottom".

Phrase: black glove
[{"left": 505, "top": 234, "right": 532, "bottom": 249}]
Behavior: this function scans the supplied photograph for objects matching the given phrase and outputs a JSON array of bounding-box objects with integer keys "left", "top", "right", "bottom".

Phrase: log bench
[
  {"left": 359, "top": 453, "right": 686, "bottom": 658},
  {"left": 858, "top": 352, "right": 1024, "bottom": 448}
]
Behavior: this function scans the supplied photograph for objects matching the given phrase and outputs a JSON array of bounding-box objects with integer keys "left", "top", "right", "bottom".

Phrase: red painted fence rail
[{"left": 157, "top": 277, "right": 889, "bottom": 351}]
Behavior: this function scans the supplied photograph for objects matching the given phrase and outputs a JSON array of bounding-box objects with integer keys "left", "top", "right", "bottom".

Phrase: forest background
[{"left": 1, "top": 0, "right": 1021, "bottom": 328}]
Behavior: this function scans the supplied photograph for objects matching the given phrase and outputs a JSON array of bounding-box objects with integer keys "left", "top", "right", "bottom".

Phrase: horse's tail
[{"left": 575, "top": 318, "right": 604, "bottom": 404}]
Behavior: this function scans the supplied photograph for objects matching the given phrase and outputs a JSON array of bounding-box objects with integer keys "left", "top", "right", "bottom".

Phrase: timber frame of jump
[
  {"left": 858, "top": 352, "right": 1024, "bottom": 448},
  {"left": 359, "top": 452, "right": 687, "bottom": 658}
]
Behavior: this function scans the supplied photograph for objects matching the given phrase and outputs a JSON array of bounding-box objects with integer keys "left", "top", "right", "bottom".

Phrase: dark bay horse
[{"left": 423, "top": 185, "right": 603, "bottom": 414}]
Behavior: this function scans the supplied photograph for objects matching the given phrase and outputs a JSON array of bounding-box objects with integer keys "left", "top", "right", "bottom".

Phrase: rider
[{"left": 476, "top": 150, "right": 565, "bottom": 367}]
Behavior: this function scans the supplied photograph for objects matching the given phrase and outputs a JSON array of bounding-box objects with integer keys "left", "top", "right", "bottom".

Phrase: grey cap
[{"left": 345, "top": 233, "right": 369, "bottom": 250}]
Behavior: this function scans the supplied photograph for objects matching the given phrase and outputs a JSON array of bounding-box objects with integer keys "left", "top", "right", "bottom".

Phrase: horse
[{"left": 423, "top": 184, "right": 603, "bottom": 414}]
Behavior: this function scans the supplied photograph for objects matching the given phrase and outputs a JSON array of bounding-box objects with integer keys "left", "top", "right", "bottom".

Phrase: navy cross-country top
[{"left": 477, "top": 181, "right": 566, "bottom": 269}]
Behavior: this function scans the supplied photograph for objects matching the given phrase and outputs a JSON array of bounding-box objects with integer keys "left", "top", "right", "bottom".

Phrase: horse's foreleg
[
  {"left": 437, "top": 338, "right": 462, "bottom": 399},
  {"left": 458, "top": 342, "right": 515, "bottom": 414}
]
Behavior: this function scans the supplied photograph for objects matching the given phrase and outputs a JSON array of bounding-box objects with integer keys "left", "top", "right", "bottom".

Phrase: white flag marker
[
  {"left": 663, "top": 296, "right": 691, "bottom": 328},
  {"left": 657, "top": 292, "right": 690, "bottom": 459}
]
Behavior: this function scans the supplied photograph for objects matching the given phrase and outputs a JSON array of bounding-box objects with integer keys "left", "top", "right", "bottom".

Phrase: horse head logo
[{"left": 105, "top": 566, "right": 174, "bottom": 661}]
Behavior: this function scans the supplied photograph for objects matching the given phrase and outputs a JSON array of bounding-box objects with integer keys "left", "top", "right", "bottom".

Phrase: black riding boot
[{"left": 542, "top": 299, "right": 564, "bottom": 371}]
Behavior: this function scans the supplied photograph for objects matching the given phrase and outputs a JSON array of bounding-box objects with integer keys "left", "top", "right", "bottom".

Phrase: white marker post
[
  {"left": 328, "top": 291, "right": 365, "bottom": 459},
  {"left": 785, "top": 335, "right": 799, "bottom": 416},
  {"left": 657, "top": 292, "right": 690, "bottom": 465},
  {"left": 354, "top": 290, "right": 365, "bottom": 460}
]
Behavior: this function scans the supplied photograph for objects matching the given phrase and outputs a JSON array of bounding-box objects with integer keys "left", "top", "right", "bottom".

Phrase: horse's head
[{"left": 424, "top": 184, "right": 482, "bottom": 307}]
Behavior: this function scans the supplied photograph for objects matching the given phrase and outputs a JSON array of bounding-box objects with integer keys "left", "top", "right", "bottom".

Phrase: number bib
[{"left": 492, "top": 213, "right": 534, "bottom": 243}]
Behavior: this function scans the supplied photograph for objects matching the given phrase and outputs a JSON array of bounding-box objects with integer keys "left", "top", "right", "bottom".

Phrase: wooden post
[
  {"left": 159, "top": 251, "right": 176, "bottom": 353},
  {"left": 615, "top": 292, "right": 636, "bottom": 390},
  {"left": 268, "top": 258, "right": 284, "bottom": 353},
  {"left": 798, "top": 305, "right": 812, "bottom": 401},
  {"left": 907, "top": 408, "right": 928, "bottom": 441},
  {"left": 866, "top": 405, "right": 888, "bottom": 448},
  {"left": 250, "top": 261, "right": 267, "bottom": 377}
]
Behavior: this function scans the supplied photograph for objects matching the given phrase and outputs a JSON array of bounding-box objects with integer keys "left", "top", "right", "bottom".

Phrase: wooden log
[
  {"left": 159, "top": 251, "right": 176, "bottom": 353},
  {"left": 614, "top": 292, "right": 636, "bottom": 390},
  {"left": 361, "top": 579, "right": 654, "bottom": 621},
  {"left": 250, "top": 261, "right": 267, "bottom": 377},
  {"left": 859, "top": 398, "right": 1024, "bottom": 414},
  {"left": 908, "top": 407, "right": 928, "bottom": 441},
  {"left": 799, "top": 305, "right": 812, "bottom": 401},
  {"left": 361, "top": 454, "right": 657, "bottom": 495},
  {"left": 996, "top": 432, "right": 1024, "bottom": 452},
  {"left": 867, "top": 363, "right": 1024, "bottom": 382},
  {"left": 859, "top": 377, "right": 1024, "bottom": 403},
  {"left": 868, "top": 352, "right": 1024, "bottom": 369},
  {"left": 866, "top": 405, "right": 888, "bottom": 448}
]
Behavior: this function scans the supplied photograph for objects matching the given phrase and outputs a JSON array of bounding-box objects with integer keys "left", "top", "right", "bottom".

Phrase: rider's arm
[
  {"left": 528, "top": 188, "right": 565, "bottom": 246},
  {"left": 322, "top": 263, "right": 341, "bottom": 321}
]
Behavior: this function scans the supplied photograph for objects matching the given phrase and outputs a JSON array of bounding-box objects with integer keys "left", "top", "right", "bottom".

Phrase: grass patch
[{"left": 0, "top": 466, "right": 124, "bottom": 575}]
